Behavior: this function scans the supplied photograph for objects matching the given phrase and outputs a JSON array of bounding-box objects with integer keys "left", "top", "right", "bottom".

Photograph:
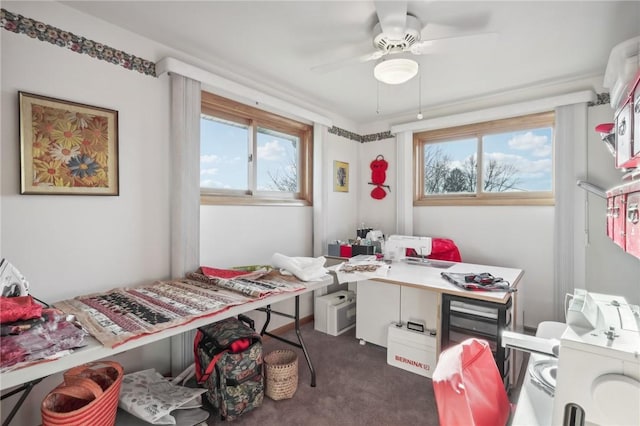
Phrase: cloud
[
  {"left": 449, "top": 154, "right": 476, "bottom": 170},
  {"left": 258, "top": 140, "right": 286, "bottom": 161},
  {"left": 200, "top": 167, "right": 218, "bottom": 176},
  {"left": 200, "top": 154, "right": 219, "bottom": 164},
  {"left": 484, "top": 152, "right": 552, "bottom": 176},
  {"left": 200, "top": 179, "right": 231, "bottom": 189},
  {"left": 507, "top": 132, "right": 551, "bottom": 157}
]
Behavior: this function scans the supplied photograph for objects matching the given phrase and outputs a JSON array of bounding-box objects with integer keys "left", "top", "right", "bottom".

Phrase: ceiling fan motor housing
[{"left": 372, "top": 14, "right": 422, "bottom": 54}]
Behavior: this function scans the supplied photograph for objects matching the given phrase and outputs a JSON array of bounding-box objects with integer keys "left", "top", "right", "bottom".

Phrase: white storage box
[
  {"left": 314, "top": 290, "right": 356, "bottom": 336},
  {"left": 387, "top": 324, "right": 437, "bottom": 378}
]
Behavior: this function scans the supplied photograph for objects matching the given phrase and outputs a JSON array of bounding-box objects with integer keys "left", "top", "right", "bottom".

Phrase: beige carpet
[{"left": 205, "top": 322, "right": 440, "bottom": 426}]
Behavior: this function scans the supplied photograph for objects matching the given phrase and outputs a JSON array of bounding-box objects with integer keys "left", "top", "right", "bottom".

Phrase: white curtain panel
[
  {"left": 553, "top": 103, "right": 588, "bottom": 321},
  {"left": 312, "top": 124, "right": 328, "bottom": 257},
  {"left": 169, "top": 73, "right": 201, "bottom": 376}
]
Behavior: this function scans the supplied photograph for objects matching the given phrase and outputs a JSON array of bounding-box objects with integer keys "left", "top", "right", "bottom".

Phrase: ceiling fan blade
[
  {"left": 374, "top": 1, "right": 408, "bottom": 39},
  {"left": 410, "top": 32, "right": 498, "bottom": 55},
  {"left": 311, "top": 50, "right": 383, "bottom": 74}
]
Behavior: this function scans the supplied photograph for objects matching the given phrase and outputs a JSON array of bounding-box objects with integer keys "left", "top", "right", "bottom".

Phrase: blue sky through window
[
  {"left": 200, "top": 116, "right": 298, "bottom": 191},
  {"left": 483, "top": 127, "right": 553, "bottom": 191},
  {"left": 433, "top": 127, "right": 553, "bottom": 192}
]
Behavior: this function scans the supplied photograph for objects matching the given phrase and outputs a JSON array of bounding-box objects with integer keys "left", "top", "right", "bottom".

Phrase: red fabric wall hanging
[{"left": 369, "top": 155, "right": 390, "bottom": 199}]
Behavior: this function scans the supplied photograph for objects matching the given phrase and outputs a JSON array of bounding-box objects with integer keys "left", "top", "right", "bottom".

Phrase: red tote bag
[{"left": 432, "top": 338, "right": 511, "bottom": 426}]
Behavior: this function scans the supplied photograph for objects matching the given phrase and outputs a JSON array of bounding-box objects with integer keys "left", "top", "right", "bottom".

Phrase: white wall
[
  {"left": 1, "top": 2, "right": 174, "bottom": 423},
  {"left": 358, "top": 139, "right": 397, "bottom": 235},
  {"left": 0, "top": 11, "right": 364, "bottom": 425},
  {"left": 324, "top": 133, "right": 360, "bottom": 242},
  {"left": 199, "top": 204, "right": 314, "bottom": 330},
  {"left": 414, "top": 206, "right": 554, "bottom": 328}
]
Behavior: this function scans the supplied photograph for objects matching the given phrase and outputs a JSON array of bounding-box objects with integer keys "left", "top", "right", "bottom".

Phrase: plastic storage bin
[
  {"left": 314, "top": 290, "right": 356, "bottom": 336},
  {"left": 387, "top": 323, "right": 437, "bottom": 378}
]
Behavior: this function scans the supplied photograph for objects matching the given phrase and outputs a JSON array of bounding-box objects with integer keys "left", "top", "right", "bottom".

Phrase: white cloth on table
[{"left": 270, "top": 253, "right": 328, "bottom": 281}]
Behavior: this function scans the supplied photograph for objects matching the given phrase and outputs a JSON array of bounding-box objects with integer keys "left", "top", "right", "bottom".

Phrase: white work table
[
  {"left": 361, "top": 259, "right": 523, "bottom": 303},
  {"left": 330, "top": 258, "right": 523, "bottom": 384},
  {"left": 0, "top": 275, "right": 333, "bottom": 392}
]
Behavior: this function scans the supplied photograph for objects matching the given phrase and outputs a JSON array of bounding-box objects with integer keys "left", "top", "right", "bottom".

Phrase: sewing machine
[
  {"left": 384, "top": 235, "right": 432, "bottom": 262},
  {"left": 504, "top": 289, "right": 640, "bottom": 425}
]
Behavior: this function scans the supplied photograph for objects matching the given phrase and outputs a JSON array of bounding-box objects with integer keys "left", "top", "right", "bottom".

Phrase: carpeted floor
[{"left": 205, "top": 322, "right": 440, "bottom": 426}]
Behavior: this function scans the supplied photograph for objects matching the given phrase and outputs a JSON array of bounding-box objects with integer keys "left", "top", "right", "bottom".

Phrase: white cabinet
[
  {"left": 356, "top": 280, "right": 399, "bottom": 347},
  {"left": 355, "top": 280, "right": 439, "bottom": 347}
]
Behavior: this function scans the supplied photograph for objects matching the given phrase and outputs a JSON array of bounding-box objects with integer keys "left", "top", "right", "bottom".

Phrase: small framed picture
[
  {"left": 19, "top": 91, "right": 119, "bottom": 195},
  {"left": 334, "top": 160, "right": 349, "bottom": 192}
]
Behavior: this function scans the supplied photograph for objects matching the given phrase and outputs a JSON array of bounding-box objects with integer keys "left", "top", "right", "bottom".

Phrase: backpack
[{"left": 194, "top": 315, "right": 263, "bottom": 421}]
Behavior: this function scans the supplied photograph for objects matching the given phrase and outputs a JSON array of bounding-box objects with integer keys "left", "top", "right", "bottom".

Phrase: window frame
[
  {"left": 200, "top": 91, "right": 313, "bottom": 206},
  {"left": 413, "top": 111, "right": 555, "bottom": 206}
]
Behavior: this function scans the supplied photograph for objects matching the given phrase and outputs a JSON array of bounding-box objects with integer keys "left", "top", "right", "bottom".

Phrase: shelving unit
[
  {"left": 440, "top": 293, "right": 514, "bottom": 389},
  {"left": 602, "top": 36, "right": 640, "bottom": 260}
]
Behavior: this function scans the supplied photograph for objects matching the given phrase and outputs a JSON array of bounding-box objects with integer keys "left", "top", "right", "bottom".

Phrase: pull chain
[
  {"left": 417, "top": 68, "right": 423, "bottom": 120},
  {"left": 376, "top": 81, "right": 380, "bottom": 115}
]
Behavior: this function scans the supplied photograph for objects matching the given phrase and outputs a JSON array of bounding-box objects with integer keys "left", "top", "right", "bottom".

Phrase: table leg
[
  {"left": 1, "top": 377, "right": 43, "bottom": 426},
  {"left": 258, "top": 296, "right": 317, "bottom": 387}
]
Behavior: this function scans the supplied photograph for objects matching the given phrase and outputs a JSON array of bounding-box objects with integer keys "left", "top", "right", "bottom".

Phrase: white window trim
[{"left": 391, "top": 90, "right": 595, "bottom": 134}]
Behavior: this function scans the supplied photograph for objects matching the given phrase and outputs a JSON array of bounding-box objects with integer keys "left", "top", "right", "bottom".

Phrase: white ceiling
[{"left": 60, "top": 1, "right": 640, "bottom": 126}]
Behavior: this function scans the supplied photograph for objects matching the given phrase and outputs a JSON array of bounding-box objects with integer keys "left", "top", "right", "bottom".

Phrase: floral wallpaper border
[
  {"left": 6, "top": 8, "right": 601, "bottom": 142},
  {"left": 588, "top": 92, "right": 610, "bottom": 107},
  {"left": 1, "top": 8, "right": 385, "bottom": 143},
  {"left": 328, "top": 126, "right": 394, "bottom": 143},
  {"left": 1, "top": 8, "right": 156, "bottom": 77}
]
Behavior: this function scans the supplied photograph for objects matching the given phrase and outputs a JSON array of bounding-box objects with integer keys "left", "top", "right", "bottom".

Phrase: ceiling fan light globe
[{"left": 374, "top": 58, "right": 419, "bottom": 85}]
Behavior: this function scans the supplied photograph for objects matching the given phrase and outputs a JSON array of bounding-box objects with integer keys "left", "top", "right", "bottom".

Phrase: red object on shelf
[
  {"left": 339, "top": 245, "right": 352, "bottom": 258},
  {"left": 595, "top": 123, "right": 614, "bottom": 133}
]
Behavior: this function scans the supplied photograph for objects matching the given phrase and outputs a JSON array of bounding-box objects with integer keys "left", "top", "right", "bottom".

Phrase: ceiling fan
[{"left": 312, "top": 1, "right": 496, "bottom": 84}]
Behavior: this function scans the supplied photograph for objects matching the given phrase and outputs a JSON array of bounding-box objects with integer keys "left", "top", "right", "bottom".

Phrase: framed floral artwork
[
  {"left": 19, "top": 92, "right": 119, "bottom": 195},
  {"left": 333, "top": 160, "right": 349, "bottom": 192}
]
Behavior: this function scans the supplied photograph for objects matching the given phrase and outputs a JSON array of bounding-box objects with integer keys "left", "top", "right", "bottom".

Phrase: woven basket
[
  {"left": 264, "top": 349, "right": 298, "bottom": 400},
  {"left": 41, "top": 361, "right": 123, "bottom": 426}
]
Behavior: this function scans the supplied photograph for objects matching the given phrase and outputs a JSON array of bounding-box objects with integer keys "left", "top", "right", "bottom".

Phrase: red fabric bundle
[
  {"left": 429, "top": 238, "right": 462, "bottom": 262},
  {"left": 0, "top": 295, "right": 42, "bottom": 324},
  {"left": 199, "top": 266, "right": 250, "bottom": 279},
  {"left": 405, "top": 238, "right": 462, "bottom": 262}
]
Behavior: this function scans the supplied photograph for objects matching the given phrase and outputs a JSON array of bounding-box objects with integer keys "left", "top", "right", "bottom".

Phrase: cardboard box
[
  {"left": 387, "top": 324, "right": 437, "bottom": 378},
  {"left": 314, "top": 290, "right": 356, "bottom": 336},
  {"left": 328, "top": 243, "right": 341, "bottom": 257}
]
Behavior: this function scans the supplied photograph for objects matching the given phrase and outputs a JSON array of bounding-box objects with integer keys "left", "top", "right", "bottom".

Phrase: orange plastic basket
[{"left": 41, "top": 361, "right": 123, "bottom": 426}]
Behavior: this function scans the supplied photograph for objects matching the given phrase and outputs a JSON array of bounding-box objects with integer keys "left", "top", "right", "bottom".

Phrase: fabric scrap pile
[
  {"left": 0, "top": 296, "right": 87, "bottom": 372},
  {"left": 440, "top": 272, "right": 515, "bottom": 292}
]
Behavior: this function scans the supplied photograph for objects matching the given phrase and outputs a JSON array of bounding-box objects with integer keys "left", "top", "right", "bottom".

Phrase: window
[
  {"left": 200, "top": 92, "right": 313, "bottom": 205},
  {"left": 414, "top": 112, "right": 555, "bottom": 206}
]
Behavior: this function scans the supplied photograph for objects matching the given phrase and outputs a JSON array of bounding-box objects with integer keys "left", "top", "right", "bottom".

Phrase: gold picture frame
[
  {"left": 333, "top": 160, "right": 349, "bottom": 192},
  {"left": 19, "top": 92, "right": 119, "bottom": 195}
]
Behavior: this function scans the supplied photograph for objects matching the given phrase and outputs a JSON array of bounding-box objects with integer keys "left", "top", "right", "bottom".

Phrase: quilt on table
[
  {"left": 188, "top": 268, "right": 307, "bottom": 298},
  {"left": 54, "top": 278, "right": 253, "bottom": 348},
  {"left": 54, "top": 269, "right": 310, "bottom": 349}
]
